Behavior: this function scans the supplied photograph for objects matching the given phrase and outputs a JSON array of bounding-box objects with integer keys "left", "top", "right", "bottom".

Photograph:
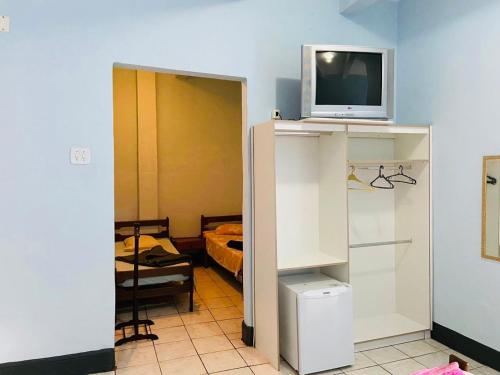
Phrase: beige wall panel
[
  {"left": 137, "top": 70, "right": 159, "bottom": 220},
  {"left": 156, "top": 74, "right": 242, "bottom": 237},
  {"left": 113, "top": 68, "right": 138, "bottom": 221}
]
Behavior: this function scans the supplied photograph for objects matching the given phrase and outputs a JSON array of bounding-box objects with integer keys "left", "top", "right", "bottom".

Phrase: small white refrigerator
[{"left": 279, "top": 273, "right": 354, "bottom": 375}]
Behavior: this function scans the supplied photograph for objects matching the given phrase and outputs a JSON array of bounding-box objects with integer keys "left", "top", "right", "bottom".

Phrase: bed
[
  {"left": 115, "top": 218, "right": 194, "bottom": 311},
  {"left": 201, "top": 214, "right": 243, "bottom": 281}
]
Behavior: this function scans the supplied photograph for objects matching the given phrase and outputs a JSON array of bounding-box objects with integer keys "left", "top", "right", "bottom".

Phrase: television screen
[{"left": 315, "top": 51, "right": 382, "bottom": 106}]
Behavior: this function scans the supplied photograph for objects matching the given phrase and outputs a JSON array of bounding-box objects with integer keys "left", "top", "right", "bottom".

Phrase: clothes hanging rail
[
  {"left": 348, "top": 161, "right": 418, "bottom": 169},
  {"left": 348, "top": 165, "right": 412, "bottom": 171},
  {"left": 349, "top": 239, "right": 413, "bottom": 249}
]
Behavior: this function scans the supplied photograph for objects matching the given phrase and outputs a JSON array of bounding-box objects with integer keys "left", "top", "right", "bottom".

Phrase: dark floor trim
[
  {"left": 0, "top": 348, "right": 115, "bottom": 375},
  {"left": 242, "top": 320, "right": 254, "bottom": 346},
  {"left": 432, "top": 322, "right": 499, "bottom": 371}
]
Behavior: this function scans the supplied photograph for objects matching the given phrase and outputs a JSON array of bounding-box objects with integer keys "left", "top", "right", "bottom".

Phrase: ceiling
[{"left": 339, "top": 0, "right": 400, "bottom": 15}]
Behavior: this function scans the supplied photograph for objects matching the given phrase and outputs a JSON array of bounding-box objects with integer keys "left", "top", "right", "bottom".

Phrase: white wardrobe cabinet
[{"left": 252, "top": 120, "right": 432, "bottom": 369}]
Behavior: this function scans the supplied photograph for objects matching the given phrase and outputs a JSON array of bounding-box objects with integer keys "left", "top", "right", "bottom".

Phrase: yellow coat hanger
[{"left": 347, "top": 166, "right": 374, "bottom": 191}]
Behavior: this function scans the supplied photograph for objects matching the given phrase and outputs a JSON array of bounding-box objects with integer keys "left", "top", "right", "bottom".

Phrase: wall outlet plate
[
  {"left": 70, "top": 147, "right": 91, "bottom": 165},
  {"left": 0, "top": 16, "right": 10, "bottom": 32}
]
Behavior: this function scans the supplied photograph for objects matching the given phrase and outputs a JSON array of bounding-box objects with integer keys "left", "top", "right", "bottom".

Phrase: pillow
[
  {"left": 215, "top": 223, "right": 243, "bottom": 236},
  {"left": 123, "top": 235, "right": 161, "bottom": 251}
]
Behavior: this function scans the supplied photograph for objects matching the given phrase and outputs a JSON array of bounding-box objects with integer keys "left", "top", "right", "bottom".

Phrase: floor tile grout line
[
  {"left": 186, "top": 323, "right": 210, "bottom": 375},
  {"left": 343, "top": 363, "right": 380, "bottom": 373},
  {"left": 152, "top": 272, "right": 193, "bottom": 373},
  {"left": 192, "top": 277, "right": 213, "bottom": 375},
  {"left": 187, "top": 267, "right": 237, "bottom": 374},
  {"left": 235, "top": 347, "right": 255, "bottom": 368},
  {"left": 148, "top": 304, "right": 165, "bottom": 375},
  {"left": 195, "top": 345, "right": 248, "bottom": 357},
  {"left": 351, "top": 344, "right": 446, "bottom": 372},
  {"left": 209, "top": 364, "right": 253, "bottom": 375},
  {"left": 307, "top": 344, "right": 487, "bottom": 375},
  {"left": 195, "top": 302, "right": 245, "bottom": 368}
]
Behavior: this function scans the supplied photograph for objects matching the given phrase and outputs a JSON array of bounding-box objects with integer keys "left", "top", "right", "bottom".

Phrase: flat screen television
[{"left": 301, "top": 45, "right": 394, "bottom": 119}]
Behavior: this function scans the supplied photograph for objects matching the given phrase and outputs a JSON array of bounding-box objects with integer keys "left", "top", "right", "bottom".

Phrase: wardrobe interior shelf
[
  {"left": 277, "top": 252, "right": 348, "bottom": 271},
  {"left": 354, "top": 313, "right": 429, "bottom": 343}
]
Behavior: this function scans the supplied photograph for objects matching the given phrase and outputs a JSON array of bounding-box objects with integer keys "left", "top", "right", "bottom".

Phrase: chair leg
[
  {"left": 189, "top": 261, "right": 194, "bottom": 312},
  {"left": 189, "top": 289, "right": 194, "bottom": 312},
  {"left": 449, "top": 354, "right": 470, "bottom": 371}
]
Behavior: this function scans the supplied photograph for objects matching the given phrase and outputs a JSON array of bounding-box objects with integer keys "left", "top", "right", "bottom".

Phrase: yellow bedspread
[{"left": 204, "top": 231, "right": 243, "bottom": 276}]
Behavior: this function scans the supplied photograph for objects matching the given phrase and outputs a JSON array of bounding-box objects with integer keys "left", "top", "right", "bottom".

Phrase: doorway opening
[{"left": 112, "top": 64, "right": 249, "bottom": 368}]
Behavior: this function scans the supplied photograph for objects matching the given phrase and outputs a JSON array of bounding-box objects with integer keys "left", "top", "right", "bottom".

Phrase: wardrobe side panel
[
  {"left": 321, "top": 265, "right": 349, "bottom": 283},
  {"left": 252, "top": 122, "right": 280, "bottom": 369},
  {"left": 319, "top": 132, "right": 348, "bottom": 261}
]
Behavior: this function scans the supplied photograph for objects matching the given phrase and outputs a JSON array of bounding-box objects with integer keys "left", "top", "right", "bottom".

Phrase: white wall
[
  {"left": 0, "top": 0, "right": 397, "bottom": 363},
  {"left": 397, "top": 0, "right": 500, "bottom": 351}
]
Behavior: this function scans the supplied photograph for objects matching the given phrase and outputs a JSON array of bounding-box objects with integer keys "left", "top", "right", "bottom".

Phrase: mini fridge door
[{"left": 297, "top": 285, "right": 354, "bottom": 375}]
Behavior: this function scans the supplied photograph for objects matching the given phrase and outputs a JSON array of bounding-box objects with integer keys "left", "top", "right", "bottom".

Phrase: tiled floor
[
  {"left": 94, "top": 266, "right": 499, "bottom": 375},
  {"left": 103, "top": 266, "right": 252, "bottom": 375},
  {"left": 277, "top": 340, "right": 498, "bottom": 375}
]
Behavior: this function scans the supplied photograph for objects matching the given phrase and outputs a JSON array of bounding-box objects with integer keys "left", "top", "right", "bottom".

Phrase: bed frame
[
  {"left": 200, "top": 214, "right": 243, "bottom": 234},
  {"left": 200, "top": 214, "right": 243, "bottom": 280},
  {"left": 115, "top": 218, "right": 193, "bottom": 311}
]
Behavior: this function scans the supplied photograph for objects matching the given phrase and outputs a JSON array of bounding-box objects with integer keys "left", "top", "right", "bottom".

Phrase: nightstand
[{"left": 171, "top": 237, "right": 205, "bottom": 265}]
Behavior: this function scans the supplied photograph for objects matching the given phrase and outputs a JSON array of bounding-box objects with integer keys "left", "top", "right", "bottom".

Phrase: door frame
[{"left": 112, "top": 62, "right": 253, "bottom": 339}]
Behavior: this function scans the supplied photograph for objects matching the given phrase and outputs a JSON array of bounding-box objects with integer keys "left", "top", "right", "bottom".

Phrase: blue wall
[
  {"left": 0, "top": 0, "right": 397, "bottom": 363},
  {"left": 397, "top": 0, "right": 500, "bottom": 351}
]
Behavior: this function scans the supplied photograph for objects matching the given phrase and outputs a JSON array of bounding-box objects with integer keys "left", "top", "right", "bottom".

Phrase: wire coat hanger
[
  {"left": 370, "top": 165, "right": 394, "bottom": 190},
  {"left": 387, "top": 165, "right": 417, "bottom": 185},
  {"left": 348, "top": 166, "right": 374, "bottom": 191}
]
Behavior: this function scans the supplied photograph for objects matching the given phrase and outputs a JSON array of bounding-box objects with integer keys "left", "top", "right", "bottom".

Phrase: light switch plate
[
  {"left": 70, "top": 147, "right": 91, "bottom": 165},
  {"left": 0, "top": 16, "right": 10, "bottom": 32}
]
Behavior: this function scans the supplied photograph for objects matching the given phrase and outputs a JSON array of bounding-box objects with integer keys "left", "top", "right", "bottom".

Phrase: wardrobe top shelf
[
  {"left": 267, "top": 121, "right": 431, "bottom": 138},
  {"left": 277, "top": 252, "right": 348, "bottom": 271},
  {"left": 271, "top": 119, "right": 430, "bottom": 129}
]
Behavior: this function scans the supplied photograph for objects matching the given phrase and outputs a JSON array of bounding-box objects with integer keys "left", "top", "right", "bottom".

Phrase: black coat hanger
[
  {"left": 370, "top": 165, "right": 394, "bottom": 189},
  {"left": 387, "top": 165, "right": 417, "bottom": 185}
]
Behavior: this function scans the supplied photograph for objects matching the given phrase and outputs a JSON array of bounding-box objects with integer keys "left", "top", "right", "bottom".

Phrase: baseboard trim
[
  {"left": 0, "top": 348, "right": 115, "bottom": 375},
  {"left": 432, "top": 322, "right": 499, "bottom": 371},
  {"left": 242, "top": 320, "right": 254, "bottom": 346}
]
